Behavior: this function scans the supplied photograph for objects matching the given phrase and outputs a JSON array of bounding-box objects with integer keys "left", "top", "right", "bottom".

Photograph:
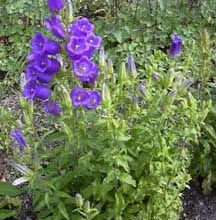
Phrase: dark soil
[
  {"left": 181, "top": 182, "right": 216, "bottom": 220},
  {"left": 16, "top": 193, "right": 36, "bottom": 220},
  {"left": 14, "top": 182, "right": 216, "bottom": 220}
]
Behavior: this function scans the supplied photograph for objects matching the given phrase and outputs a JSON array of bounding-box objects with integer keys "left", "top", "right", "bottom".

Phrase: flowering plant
[{"left": 9, "top": 1, "right": 210, "bottom": 219}]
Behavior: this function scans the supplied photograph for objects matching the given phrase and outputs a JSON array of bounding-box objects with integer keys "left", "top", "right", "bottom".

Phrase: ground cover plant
[{"left": 1, "top": 0, "right": 216, "bottom": 220}]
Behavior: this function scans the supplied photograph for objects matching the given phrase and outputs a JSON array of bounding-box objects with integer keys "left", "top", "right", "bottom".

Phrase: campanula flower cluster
[
  {"left": 22, "top": 0, "right": 102, "bottom": 112},
  {"left": 66, "top": 17, "right": 102, "bottom": 109},
  {"left": 23, "top": 31, "right": 61, "bottom": 100}
]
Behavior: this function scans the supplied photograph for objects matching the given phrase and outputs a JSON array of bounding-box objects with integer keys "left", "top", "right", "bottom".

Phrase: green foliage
[
  {"left": 189, "top": 30, "right": 216, "bottom": 193},
  {"left": 0, "top": 182, "right": 21, "bottom": 196},
  {"left": 0, "top": 209, "right": 18, "bottom": 220},
  {"left": 0, "top": 183, "right": 22, "bottom": 219},
  {"left": 0, "top": 107, "right": 17, "bottom": 150},
  {"left": 93, "top": 1, "right": 216, "bottom": 196},
  {"left": 13, "top": 49, "right": 207, "bottom": 219},
  {"left": 2, "top": 0, "right": 216, "bottom": 219},
  {"left": 0, "top": 0, "right": 47, "bottom": 93},
  {"left": 94, "top": 0, "right": 216, "bottom": 65}
]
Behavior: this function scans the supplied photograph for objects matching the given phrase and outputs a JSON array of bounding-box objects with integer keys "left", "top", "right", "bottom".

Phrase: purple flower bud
[
  {"left": 127, "top": 55, "right": 137, "bottom": 76},
  {"left": 83, "top": 90, "right": 102, "bottom": 110},
  {"left": 182, "top": 77, "right": 194, "bottom": 89},
  {"left": 11, "top": 129, "right": 26, "bottom": 150},
  {"left": 152, "top": 72, "right": 160, "bottom": 81},
  {"left": 70, "top": 87, "right": 89, "bottom": 107},
  {"left": 168, "top": 34, "right": 183, "bottom": 57},
  {"left": 35, "top": 84, "right": 52, "bottom": 100},
  {"left": 73, "top": 57, "right": 99, "bottom": 83},
  {"left": 47, "top": 0, "right": 64, "bottom": 12},
  {"left": 43, "top": 101, "right": 62, "bottom": 116},
  {"left": 22, "top": 80, "right": 37, "bottom": 99},
  {"left": 44, "top": 16, "right": 65, "bottom": 39},
  {"left": 139, "top": 83, "right": 146, "bottom": 93},
  {"left": 30, "top": 32, "right": 60, "bottom": 55},
  {"left": 168, "top": 89, "right": 177, "bottom": 98},
  {"left": 23, "top": 81, "right": 51, "bottom": 100}
]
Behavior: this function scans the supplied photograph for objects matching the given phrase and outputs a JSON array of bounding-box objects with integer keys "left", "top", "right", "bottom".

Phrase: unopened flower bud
[
  {"left": 139, "top": 83, "right": 146, "bottom": 94},
  {"left": 20, "top": 72, "right": 27, "bottom": 91},
  {"left": 200, "top": 29, "right": 210, "bottom": 50},
  {"left": 127, "top": 54, "right": 137, "bottom": 77},
  {"left": 152, "top": 72, "right": 160, "bottom": 81},
  {"left": 99, "top": 47, "right": 106, "bottom": 67},
  {"left": 60, "top": 85, "right": 71, "bottom": 109},
  {"left": 133, "top": 96, "right": 139, "bottom": 110},
  {"left": 166, "top": 68, "right": 175, "bottom": 87},
  {"left": 182, "top": 77, "right": 194, "bottom": 89},
  {"left": 56, "top": 54, "right": 63, "bottom": 67},
  {"left": 168, "top": 33, "right": 183, "bottom": 57},
  {"left": 10, "top": 161, "right": 33, "bottom": 176},
  {"left": 10, "top": 129, "right": 27, "bottom": 150},
  {"left": 167, "top": 89, "right": 177, "bottom": 105},
  {"left": 102, "top": 82, "right": 111, "bottom": 107},
  {"left": 107, "top": 58, "right": 114, "bottom": 74},
  {"left": 84, "top": 200, "right": 90, "bottom": 212},
  {"left": 120, "top": 62, "right": 128, "bottom": 84},
  {"left": 75, "top": 193, "right": 83, "bottom": 207},
  {"left": 62, "top": 122, "right": 73, "bottom": 141},
  {"left": 65, "top": 0, "right": 73, "bottom": 22},
  {"left": 168, "top": 89, "right": 177, "bottom": 98}
]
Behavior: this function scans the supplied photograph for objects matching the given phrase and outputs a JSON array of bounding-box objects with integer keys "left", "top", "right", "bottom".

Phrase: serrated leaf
[
  {"left": 119, "top": 173, "right": 136, "bottom": 187},
  {"left": 0, "top": 182, "right": 21, "bottom": 196},
  {"left": 116, "top": 155, "right": 130, "bottom": 172}
]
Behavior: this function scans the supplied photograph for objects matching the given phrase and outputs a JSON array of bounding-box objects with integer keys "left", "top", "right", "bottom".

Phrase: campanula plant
[{"left": 10, "top": 1, "right": 210, "bottom": 220}]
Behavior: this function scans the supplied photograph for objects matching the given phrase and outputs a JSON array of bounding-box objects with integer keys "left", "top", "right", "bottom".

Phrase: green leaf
[
  {"left": 58, "top": 202, "right": 70, "bottom": 220},
  {"left": 0, "top": 182, "right": 21, "bottom": 196},
  {"left": 115, "top": 192, "right": 125, "bottom": 217},
  {"left": 113, "top": 31, "right": 123, "bottom": 43},
  {"left": 117, "top": 133, "right": 131, "bottom": 142},
  {"left": 116, "top": 155, "right": 130, "bottom": 172},
  {"left": 205, "top": 124, "right": 216, "bottom": 140},
  {"left": 88, "top": 209, "right": 100, "bottom": 220},
  {"left": 119, "top": 173, "right": 136, "bottom": 187},
  {"left": 0, "top": 209, "right": 17, "bottom": 219}
]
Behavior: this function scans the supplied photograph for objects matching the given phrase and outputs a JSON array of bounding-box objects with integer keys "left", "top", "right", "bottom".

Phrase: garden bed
[{"left": 1, "top": 93, "right": 216, "bottom": 220}]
